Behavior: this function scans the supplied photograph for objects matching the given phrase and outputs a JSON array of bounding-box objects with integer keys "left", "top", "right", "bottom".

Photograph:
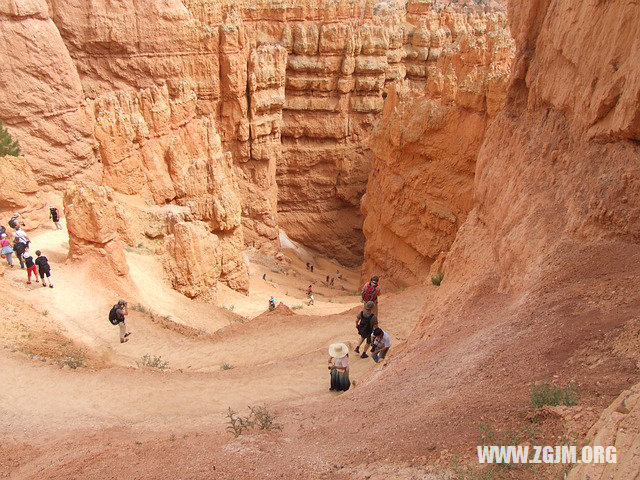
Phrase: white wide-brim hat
[{"left": 328, "top": 343, "right": 349, "bottom": 358}]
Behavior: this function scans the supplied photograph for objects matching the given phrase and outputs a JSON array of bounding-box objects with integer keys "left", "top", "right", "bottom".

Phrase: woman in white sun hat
[{"left": 328, "top": 343, "right": 350, "bottom": 392}]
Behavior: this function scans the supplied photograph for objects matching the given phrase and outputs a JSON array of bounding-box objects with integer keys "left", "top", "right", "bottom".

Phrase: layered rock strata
[
  {"left": 361, "top": 8, "right": 513, "bottom": 284},
  {"left": 1, "top": 0, "right": 512, "bottom": 294}
]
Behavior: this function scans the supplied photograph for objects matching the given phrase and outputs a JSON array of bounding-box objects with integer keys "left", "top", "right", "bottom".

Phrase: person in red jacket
[{"left": 361, "top": 275, "right": 381, "bottom": 316}]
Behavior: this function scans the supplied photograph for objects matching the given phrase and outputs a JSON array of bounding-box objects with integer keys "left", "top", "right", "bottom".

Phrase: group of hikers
[
  {"left": 328, "top": 275, "right": 389, "bottom": 392},
  {"left": 0, "top": 210, "right": 56, "bottom": 288}
]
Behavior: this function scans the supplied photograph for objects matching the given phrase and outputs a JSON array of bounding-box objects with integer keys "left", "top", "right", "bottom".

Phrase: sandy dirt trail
[{"left": 0, "top": 225, "right": 426, "bottom": 441}]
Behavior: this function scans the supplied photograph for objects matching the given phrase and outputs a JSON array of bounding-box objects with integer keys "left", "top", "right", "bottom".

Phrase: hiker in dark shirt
[
  {"left": 109, "top": 299, "right": 131, "bottom": 343},
  {"left": 35, "top": 250, "right": 53, "bottom": 288},
  {"left": 8, "top": 213, "right": 23, "bottom": 230},
  {"left": 49, "top": 206, "right": 62, "bottom": 230},
  {"left": 354, "top": 301, "right": 378, "bottom": 358},
  {"left": 13, "top": 239, "right": 25, "bottom": 269}
]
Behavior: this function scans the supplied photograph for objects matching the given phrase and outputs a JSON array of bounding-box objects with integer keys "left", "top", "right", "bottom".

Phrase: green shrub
[
  {"left": 249, "top": 405, "right": 282, "bottom": 431},
  {"left": 225, "top": 407, "right": 254, "bottom": 437},
  {"left": 0, "top": 121, "right": 20, "bottom": 157},
  {"left": 59, "top": 354, "right": 86, "bottom": 369},
  {"left": 224, "top": 405, "right": 282, "bottom": 436},
  {"left": 432, "top": 271, "right": 445, "bottom": 286},
  {"left": 131, "top": 303, "right": 152, "bottom": 316},
  {"left": 530, "top": 382, "right": 579, "bottom": 408},
  {"left": 137, "top": 354, "right": 169, "bottom": 370}
]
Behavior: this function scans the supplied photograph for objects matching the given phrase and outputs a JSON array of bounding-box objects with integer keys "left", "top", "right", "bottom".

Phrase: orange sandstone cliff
[{"left": 1, "top": 0, "right": 512, "bottom": 293}]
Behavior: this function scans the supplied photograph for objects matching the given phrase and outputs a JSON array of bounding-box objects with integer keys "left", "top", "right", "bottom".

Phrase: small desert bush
[
  {"left": 131, "top": 303, "right": 152, "bottom": 316},
  {"left": 59, "top": 354, "right": 86, "bottom": 369},
  {"left": 0, "top": 120, "right": 20, "bottom": 157},
  {"left": 222, "top": 305, "right": 235, "bottom": 312},
  {"left": 432, "top": 271, "right": 445, "bottom": 286},
  {"left": 249, "top": 405, "right": 283, "bottom": 431},
  {"left": 225, "top": 407, "right": 254, "bottom": 437},
  {"left": 449, "top": 457, "right": 495, "bottom": 480},
  {"left": 291, "top": 304, "right": 303, "bottom": 310},
  {"left": 137, "top": 354, "right": 169, "bottom": 370},
  {"left": 225, "top": 405, "right": 281, "bottom": 437},
  {"left": 530, "top": 382, "right": 579, "bottom": 408},
  {"left": 220, "top": 362, "right": 234, "bottom": 371}
]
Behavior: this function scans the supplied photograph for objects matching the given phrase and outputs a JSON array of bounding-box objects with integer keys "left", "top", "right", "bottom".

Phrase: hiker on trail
[
  {"left": 13, "top": 238, "right": 25, "bottom": 269},
  {"left": 262, "top": 273, "right": 267, "bottom": 281},
  {"left": 14, "top": 226, "right": 29, "bottom": 246},
  {"left": 370, "top": 327, "right": 391, "bottom": 363},
  {"left": 354, "top": 301, "right": 378, "bottom": 358},
  {"left": 109, "top": 299, "right": 131, "bottom": 343},
  {"left": 49, "top": 206, "right": 61, "bottom": 230},
  {"left": 310, "top": 264, "right": 314, "bottom": 273},
  {"left": 8, "top": 213, "right": 23, "bottom": 230},
  {"left": 35, "top": 250, "right": 53, "bottom": 288},
  {"left": 269, "top": 296, "right": 276, "bottom": 311},
  {"left": 361, "top": 275, "right": 381, "bottom": 315},
  {"left": 306, "top": 262, "right": 310, "bottom": 270},
  {"left": 307, "top": 285, "right": 313, "bottom": 295},
  {"left": 307, "top": 291, "right": 315, "bottom": 306},
  {"left": 1, "top": 233, "right": 14, "bottom": 267},
  {"left": 23, "top": 247, "right": 38, "bottom": 284},
  {"left": 326, "top": 275, "right": 330, "bottom": 283},
  {"left": 330, "top": 277, "right": 335, "bottom": 286},
  {"left": 328, "top": 343, "right": 350, "bottom": 392}
]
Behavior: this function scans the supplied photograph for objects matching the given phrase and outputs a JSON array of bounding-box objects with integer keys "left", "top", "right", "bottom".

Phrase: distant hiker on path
[
  {"left": 13, "top": 238, "right": 25, "bottom": 269},
  {"left": 49, "top": 206, "right": 62, "bottom": 230},
  {"left": 8, "top": 213, "right": 23, "bottom": 230},
  {"left": 23, "top": 247, "right": 38, "bottom": 284},
  {"left": 35, "top": 250, "right": 53, "bottom": 288},
  {"left": 328, "top": 343, "right": 350, "bottom": 392},
  {"left": 269, "top": 297, "right": 276, "bottom": 311},
  {"left": 14, "top": 226, "right": 29, "bottom": 246},
  {"left": 354, "top": 301, "right": 378, "bottom": 358},
  {"left": 326, "top": 275, "right": 330, "bottom": 283},
  {"left": 262, "top": 273, "right": 267, "bottom": 281},
  {"left": 306, "top": 262, "right": 310, "bottom": 270},
  {"left": 370, "top": 327, "right": 391, "bottom": 363},
  {"left": 307, "top": 291, "right": 315, "bottom": 306},
  {"left": 1, "top": 233, "right": 14, "bottom": 267},
  {"left": 109, "top": 299, "right": 131, "bottom": 343},
  {"left": 361, "top": 275, "right": 381, "bottom": 315},
  {"left": 330, "top": 277, "right": 335, "bottom": 286},
  {"left": 310, "top": 263, "right": 314, "bottom": 273}
]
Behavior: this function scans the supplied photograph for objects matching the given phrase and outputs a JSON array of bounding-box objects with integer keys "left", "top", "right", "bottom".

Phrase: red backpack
[{"left": 362, "top": 282, "right": 378, "bottom": 302}]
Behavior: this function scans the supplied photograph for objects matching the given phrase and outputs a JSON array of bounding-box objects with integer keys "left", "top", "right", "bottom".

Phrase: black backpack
[
  {"left": 108, "top": 305, "right": 120, "bottom": 325},
  {"left": 358, "top": 312, "right": 375, "bottom": 334},
  {"left": 8, "top": 218, "right": 17, "bottom": 229}
]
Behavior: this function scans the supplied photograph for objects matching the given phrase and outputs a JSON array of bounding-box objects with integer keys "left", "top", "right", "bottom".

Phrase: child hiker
[{"left": 23, "top": 247, "right": 38, "bottom": 284}]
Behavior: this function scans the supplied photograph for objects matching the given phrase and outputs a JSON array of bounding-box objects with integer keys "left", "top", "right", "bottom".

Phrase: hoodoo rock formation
[
  {"left": 1, "top": 0, "right": 513, "bottom": 293},
  {"left": 63, "top": 184, "right": 129, "bottom": 277}
]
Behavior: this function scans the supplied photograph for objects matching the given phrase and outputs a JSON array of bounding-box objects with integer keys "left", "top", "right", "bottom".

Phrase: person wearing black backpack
[
  {"left": 354, "top": 301, "right": 378, "bottom": 359},
  {"left": 109, "top": 299, "right": 132, "bottom": 343}
]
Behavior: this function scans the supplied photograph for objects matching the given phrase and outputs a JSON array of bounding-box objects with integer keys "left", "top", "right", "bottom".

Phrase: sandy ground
[{"left": 0, "top": 224, "right": 424, "bottom": 446}]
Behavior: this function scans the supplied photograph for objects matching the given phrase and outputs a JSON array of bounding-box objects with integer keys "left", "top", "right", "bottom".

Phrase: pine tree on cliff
[{"left": 0, "top": 120, "right": 20, "bottom": 157}]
